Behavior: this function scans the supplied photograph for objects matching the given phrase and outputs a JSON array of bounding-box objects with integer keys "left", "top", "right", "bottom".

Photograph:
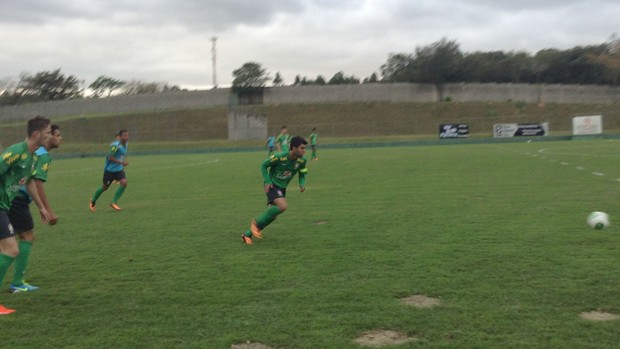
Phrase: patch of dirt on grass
[
  {"left": 400, "top": 294, "right": 440, "bottom": 308},
  {"left": 231, "top": 342, "right": 277, "bottom": 349},
  {"left": 580, "top": 311, "right": 620, "bottom": 321},
  {"left": 353, "top": 330, "right": 417, "bottom": 347}
]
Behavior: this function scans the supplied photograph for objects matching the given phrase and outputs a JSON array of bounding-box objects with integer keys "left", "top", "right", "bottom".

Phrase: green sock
[
  {"left": 113, "top": 186, "right": 126, "bottom": 203},
  {"left": 12, "top": 240, "right": 32, "bottom": 286},
  {"left": 0, "top": 253, "right": 16, "bottom": 286},
  {"left": 92, "top": 187, "right": 104, "bottom": 204},
  {"left": 312, "top": 149, "right": 317, "bottom": 158},
  {"left": 244, "top": 229, "right": 252, "bottom": 237},
  {"left": 256, "top": 206, "right": 282, "bottom": 230}
]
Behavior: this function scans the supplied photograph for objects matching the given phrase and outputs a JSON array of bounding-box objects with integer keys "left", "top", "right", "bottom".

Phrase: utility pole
[{"left": 211, "top": 37, "right": 218, "bottom": 89}]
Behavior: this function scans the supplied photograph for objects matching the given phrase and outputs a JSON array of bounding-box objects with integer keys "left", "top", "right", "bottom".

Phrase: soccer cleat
[
  {"left": 110, "top": 203, "right": 122, "bottom": 211},
  {"left": 0, "top": 304, "right": 16, "bottom": 315},
  {"left": 241, "top": 234, "right": 253, "bottom": 244},
  {"left": 89, "top": 199, "right": 96, "bottom": 212},
  {"left": 9, "top": 282, "right": 39, "bottom": 293},
  {"left": 250, "top": 220, "right": 263, "bottom": 239}
]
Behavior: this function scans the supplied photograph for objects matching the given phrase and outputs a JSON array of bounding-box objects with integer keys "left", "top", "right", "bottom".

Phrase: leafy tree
[
  {"left": 328, "top": 71, "right": 360, "bottom": 84},
  {"left": 380, "top": 53, "right": 415, "bottom": 82},
  {"left": 315, "top": 75, "right": 327, "bottom": 85},
  {"left": 273, "top": 72, "right": 284, "bottom": 86},
  {"left": 0, "top": 69, "right": 82, "bottom": 105},
  {"left": 89, "top": 75, "right": 126, "bottom": 97},
  {"left": 363, "top": 73, "right": 378, "bottom": 83},
  {"left": 414, "top": 38, "right": 463, "bottom": 100},
  {"left": 231, "top": 62, "right": 270, "bottom": 92},
  {"left": 119, "top": 80, "right": 180, "bottom": 95}
]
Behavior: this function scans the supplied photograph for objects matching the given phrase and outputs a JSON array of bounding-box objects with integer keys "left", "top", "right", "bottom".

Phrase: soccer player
[
  {"left": 0, "top": 116, "right": 52, "bottom": 315},
  {"left": 89, "top": 129, "right": 129, "bottom": 211},
  {"left": 309, "top": 128, "right": 318, "bottom": 160},
  {"left": 7, "top": 124, "right": 62, "bottom": 293},
  {"left": 242, "top": 136, "right": 308, "bottom": 244},
  {"left": 276, "top": 125, "right": 291, "bottom": 153},
  {"left": 266, "top": 135, "right": 276, "bottom": 155}
]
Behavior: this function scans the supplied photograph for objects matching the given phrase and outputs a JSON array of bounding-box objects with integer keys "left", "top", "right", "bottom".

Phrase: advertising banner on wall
[
  {"left": 493, "top": 122, "right": 549, "bottom": 138},
  {"left": 572, "top": 115, "right": 603, "bottom": 135},
  {"left": 439, "top": 124, "right": 470, "bottom": 139}
]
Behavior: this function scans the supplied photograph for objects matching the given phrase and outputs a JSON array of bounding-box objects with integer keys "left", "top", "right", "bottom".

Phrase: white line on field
[
  {"left": 592, "top": 172, "right": 605, "bottom": 176},
  {"left": 576, "top": 167, "right": 585, "bottom": 170}
]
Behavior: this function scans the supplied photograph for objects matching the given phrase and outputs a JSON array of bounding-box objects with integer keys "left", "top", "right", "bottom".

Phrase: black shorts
[
  {"left": 311, "top": 144, "right": 317, "bottom": 150},
  {"left": 103, "top": 170, "right": 126, "bottom": 186},
  {"left": 266, "top": 185, "right": 286, "bottom": 205},
  {"left": 0, "top": 210, "right": 16, "bottom": 240},
  {"left": 8, "top": 195, "right": 34, "bottom": 234}
]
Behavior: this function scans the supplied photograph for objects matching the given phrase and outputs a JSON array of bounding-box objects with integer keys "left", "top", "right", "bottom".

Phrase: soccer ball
[{"left": 587, "top": 211, "right": 610, "bottom": 230}]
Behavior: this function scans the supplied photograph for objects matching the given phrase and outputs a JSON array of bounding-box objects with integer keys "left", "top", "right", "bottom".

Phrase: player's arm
[
  {"left": 34, "top": 179, "right": 57, "bottom": 225},
  {"left": 107, "top": 145, "right": 128, "bottom": 166},
  {"left": 261, "top": 156, "right": 276, "bottom": 192},
  {"left": 298, "top": 167, "right": 308, "bottom": 192},
  {"left": 26, "top": 180, "right": 50, "bottom": 224}
]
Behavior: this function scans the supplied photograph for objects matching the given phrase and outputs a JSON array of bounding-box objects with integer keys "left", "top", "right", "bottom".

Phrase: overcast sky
[{"left": 1, "top": 0, "right": 619, "bottom": 90}]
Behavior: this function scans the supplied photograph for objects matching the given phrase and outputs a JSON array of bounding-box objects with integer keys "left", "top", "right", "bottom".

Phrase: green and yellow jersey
[
  {"left": 0, "top": 142, "right": 37, "bottom": 210},
  {"left": 261, "top": 151, "right": 308, "bottom": 189}
]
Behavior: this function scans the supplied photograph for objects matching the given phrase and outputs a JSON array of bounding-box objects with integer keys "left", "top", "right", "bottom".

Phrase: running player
[
  {"left": 7, "top": 124, "right": 62, "bottom": 293},
  {"left": 309, "top": 128, "right": 318, "bottom": 160},
  {"left": 0, "top": 116, "right": 52, "bottom": 315},
  {"left": 242, "top": 136, "right": 308, "bottom": 244},
  {"left": 276, "top": 125, "right": 291, "bottom": 153},
  {"left": 266, "top": 135, "right": 276, "bottom": 155},
  {"left": 89, "top": 129, "right": 129, "bottom": 211}
]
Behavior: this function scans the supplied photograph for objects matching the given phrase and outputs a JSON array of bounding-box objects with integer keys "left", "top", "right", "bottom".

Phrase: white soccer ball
[{"left": 587, "top": 211, "right": 610, "bottom": 230}]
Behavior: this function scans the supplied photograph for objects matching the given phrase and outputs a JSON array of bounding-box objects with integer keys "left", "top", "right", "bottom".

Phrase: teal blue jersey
[{"left": 104, "top": 140, "right": 127, "bottom": 172}]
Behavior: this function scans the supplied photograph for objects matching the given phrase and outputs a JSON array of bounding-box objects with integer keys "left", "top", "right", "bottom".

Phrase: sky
[{"left": 1, "top": 0, "right": 619, "bottom": 90}]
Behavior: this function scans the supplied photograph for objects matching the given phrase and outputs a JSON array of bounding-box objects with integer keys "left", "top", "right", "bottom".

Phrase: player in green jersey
[
  {"left": 276, "top": 125, "right": 291, "bottom": 153},
  {"left": 242, "top": 136, "right": 308, "bottom": 244},
  {"left": 309, "top": 128, "right": 318, "bottom": 160},
  {"left": 0, "top": 116, "right": 52, "bottom": 315},
  {"left": 7, "top": 124, "right": 62, "bottom": 294}
]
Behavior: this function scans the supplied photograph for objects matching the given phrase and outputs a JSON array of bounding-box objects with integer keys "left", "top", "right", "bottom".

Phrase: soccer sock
[
  {"left": 256, "top": 206, "right": 282, "bottom": 230},
  {"left": 113, "top": 186, "right": 126, "bottom": 203},
  {"left": 312, "top": 149, "right": 317, "bottom": 158},
  {"left": 243, "top": 229, "right": 252, "bottom": 237},
  {"left": 92, "top": 187, "right": 104, "bottom": 204},
  {"left": 0, "top": 253, "right": 16, "bottom": 286},
  {"left": 12, "top": 240, "right": 32, "bottom": 286}
]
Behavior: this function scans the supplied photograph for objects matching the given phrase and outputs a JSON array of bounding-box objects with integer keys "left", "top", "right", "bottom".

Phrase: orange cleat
[
  {"left": 89, "top": 199, "right": 96, "bottom": 212},
  {"left": 241, "top": 234, "right": 253, "bottom": 244},
  {"left": 0, "top": 304, "right": 16, "bottom": 315},
  {"left": 250, "top": 220, "right": 263, "bottom": 239},
  {"left": 110, "top": 203, "right": 122, "bottom": 211}
]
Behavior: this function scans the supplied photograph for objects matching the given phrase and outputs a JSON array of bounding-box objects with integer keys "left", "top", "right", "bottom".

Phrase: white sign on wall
[{"left": 572, "top": 115, "right": 603, "bottom": 135}]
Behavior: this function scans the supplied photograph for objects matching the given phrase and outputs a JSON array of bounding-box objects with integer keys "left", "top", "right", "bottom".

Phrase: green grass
[{"left": 3, "top": 139, "right": 620, "bottom": 348}]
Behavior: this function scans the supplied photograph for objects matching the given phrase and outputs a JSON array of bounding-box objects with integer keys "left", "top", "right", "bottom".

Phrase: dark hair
[
  {"left": 51, "top": 124, "right": 61, "bottom": 134},
  {"left": 290, "top": 136, "right": 307, "bottom": 149},
  {"left": 27, "top": 116, "right": 51, "bottom": 137},
  {"left": 281, "top": 125, "right": 287, "bottom": 130},
  {"left": 312, "top": 128, "right": 317, "bottom": 131},
  {"left": 118, "top": 129, "right": 128, "bottom": 136}
]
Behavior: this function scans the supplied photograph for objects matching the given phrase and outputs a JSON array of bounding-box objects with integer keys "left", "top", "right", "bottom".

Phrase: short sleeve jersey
[
  {"left": 0, "top": 142, "right": 36, "bottom": 210},
  {"left": 267, "top": 136, "right": 276, "bottom": 148},
  {"left": 18, "top": 146, "right": 51, "bottom": 199},
  {"left": 276, "top": 134, "right": 291, "bottom": 152},
  {"left": 104, "top": 140, "right": 127, "bottom": 172},
  {"left": 261, "top": 151, "right": 308, "bottom": 189}
]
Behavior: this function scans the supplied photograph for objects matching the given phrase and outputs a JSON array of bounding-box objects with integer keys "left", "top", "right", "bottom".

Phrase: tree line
[{"left": 2, "top": 37, "right": 619, "bottom": 106}]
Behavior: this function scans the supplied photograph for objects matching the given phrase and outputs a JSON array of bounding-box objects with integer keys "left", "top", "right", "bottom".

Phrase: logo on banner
[{"left": 439, "top": 124, "right": 469, "bottom": 139}]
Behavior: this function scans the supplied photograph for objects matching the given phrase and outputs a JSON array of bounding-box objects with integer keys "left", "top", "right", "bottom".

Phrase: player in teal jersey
[
  {"left": 276, "top": 125, "right": 291, "bottom": 153},
  {"left": 309, "top": 128, "right": 318, "bottom": 160},
  {"left": 8, "top": 124, "right": 62, "bottom": 293},
  {"left": 0, "top": 116, "right": 52, "bottom": 315},
  {"left": 266, "top": 135, "right": 276, "bottom": 155},
  {"left": 89, "top": 129, "right": 129, "bottom": 211},
  {"left": 242, "top": 136, "right": 308, "bottom": 244}
]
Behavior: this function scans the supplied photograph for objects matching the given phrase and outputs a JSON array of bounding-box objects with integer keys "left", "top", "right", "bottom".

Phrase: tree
[
  {"left": 413, "top": 38, "right": 463, "bottom": 100},
  {"left": 315, "top": 75, "right": 327, "bottom": 85},
  {"left": 328, "top": 71, "right": 360, "bottom": 85},
  {"left": 273, "top": 72, "right": 284, "bottom": 86},
  {"left": 231, "top": 62, "right": 270, "bottom": 92},
  {"left": 363, "top": 73, "right": 378, "bottom": 83},
  {"left": 89, "top": 75, "right": 126, "bottom": 98},
  {"left": 380, "top": 53, "right": 414, "bottom": 82},
  {"left": 0, "top": 69, "right": 82, "bottom": 105}
]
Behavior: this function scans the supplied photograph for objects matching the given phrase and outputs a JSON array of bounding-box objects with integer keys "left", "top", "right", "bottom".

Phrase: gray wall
[{"left": 2, "top": 83, "right": 619, "bottom": 121}]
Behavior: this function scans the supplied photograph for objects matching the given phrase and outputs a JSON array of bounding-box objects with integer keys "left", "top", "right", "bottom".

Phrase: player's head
[
  {"left": 289, "top": 136, "right": 307, "bottom": 158},
  {"left": 27, "top": 115, "right": 52, "bottom": 147},
  {"left": 281, "top": 125, "right": 287, "bottom": 133},
  {"left": 118, "top": 129, "right": 129, "bottom": 143},
  {"left": 47, "top": 124, "right": 63, "bottom": 150},
  {"left": 312, "top": 127, "right": 317, "bottom": 132}
]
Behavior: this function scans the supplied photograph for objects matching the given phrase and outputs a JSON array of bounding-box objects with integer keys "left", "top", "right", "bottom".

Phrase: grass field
[{"left": 2, "top": 139, "right": 620, "bottom": 348}]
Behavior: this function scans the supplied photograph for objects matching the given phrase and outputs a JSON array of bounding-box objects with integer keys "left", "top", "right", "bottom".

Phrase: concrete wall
[
  {"left": 227, "top": 113, "right": 267, "bottom": 141},
  {"left": 2, "top": 83, "right": 619, "bottom": 121}
]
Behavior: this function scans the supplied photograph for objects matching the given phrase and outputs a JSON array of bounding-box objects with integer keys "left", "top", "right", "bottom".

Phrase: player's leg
[
  {"left": 0, "top": 211, "right": 18, "bottom": 314},
  {"left": 91, "top": 171, "right": 113, "bottom": 210},
  {"left": 312, "top": 145, "right": 317, "bottom": 159},
  {"left": 8, "top": 197, "right": 38, "bottom": 292},
  {"left": 242, "top": 187, "right": 287, "bottom": 242},
  {"left": 111, "top": 173, "right": 127, "bottom": 211}
]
